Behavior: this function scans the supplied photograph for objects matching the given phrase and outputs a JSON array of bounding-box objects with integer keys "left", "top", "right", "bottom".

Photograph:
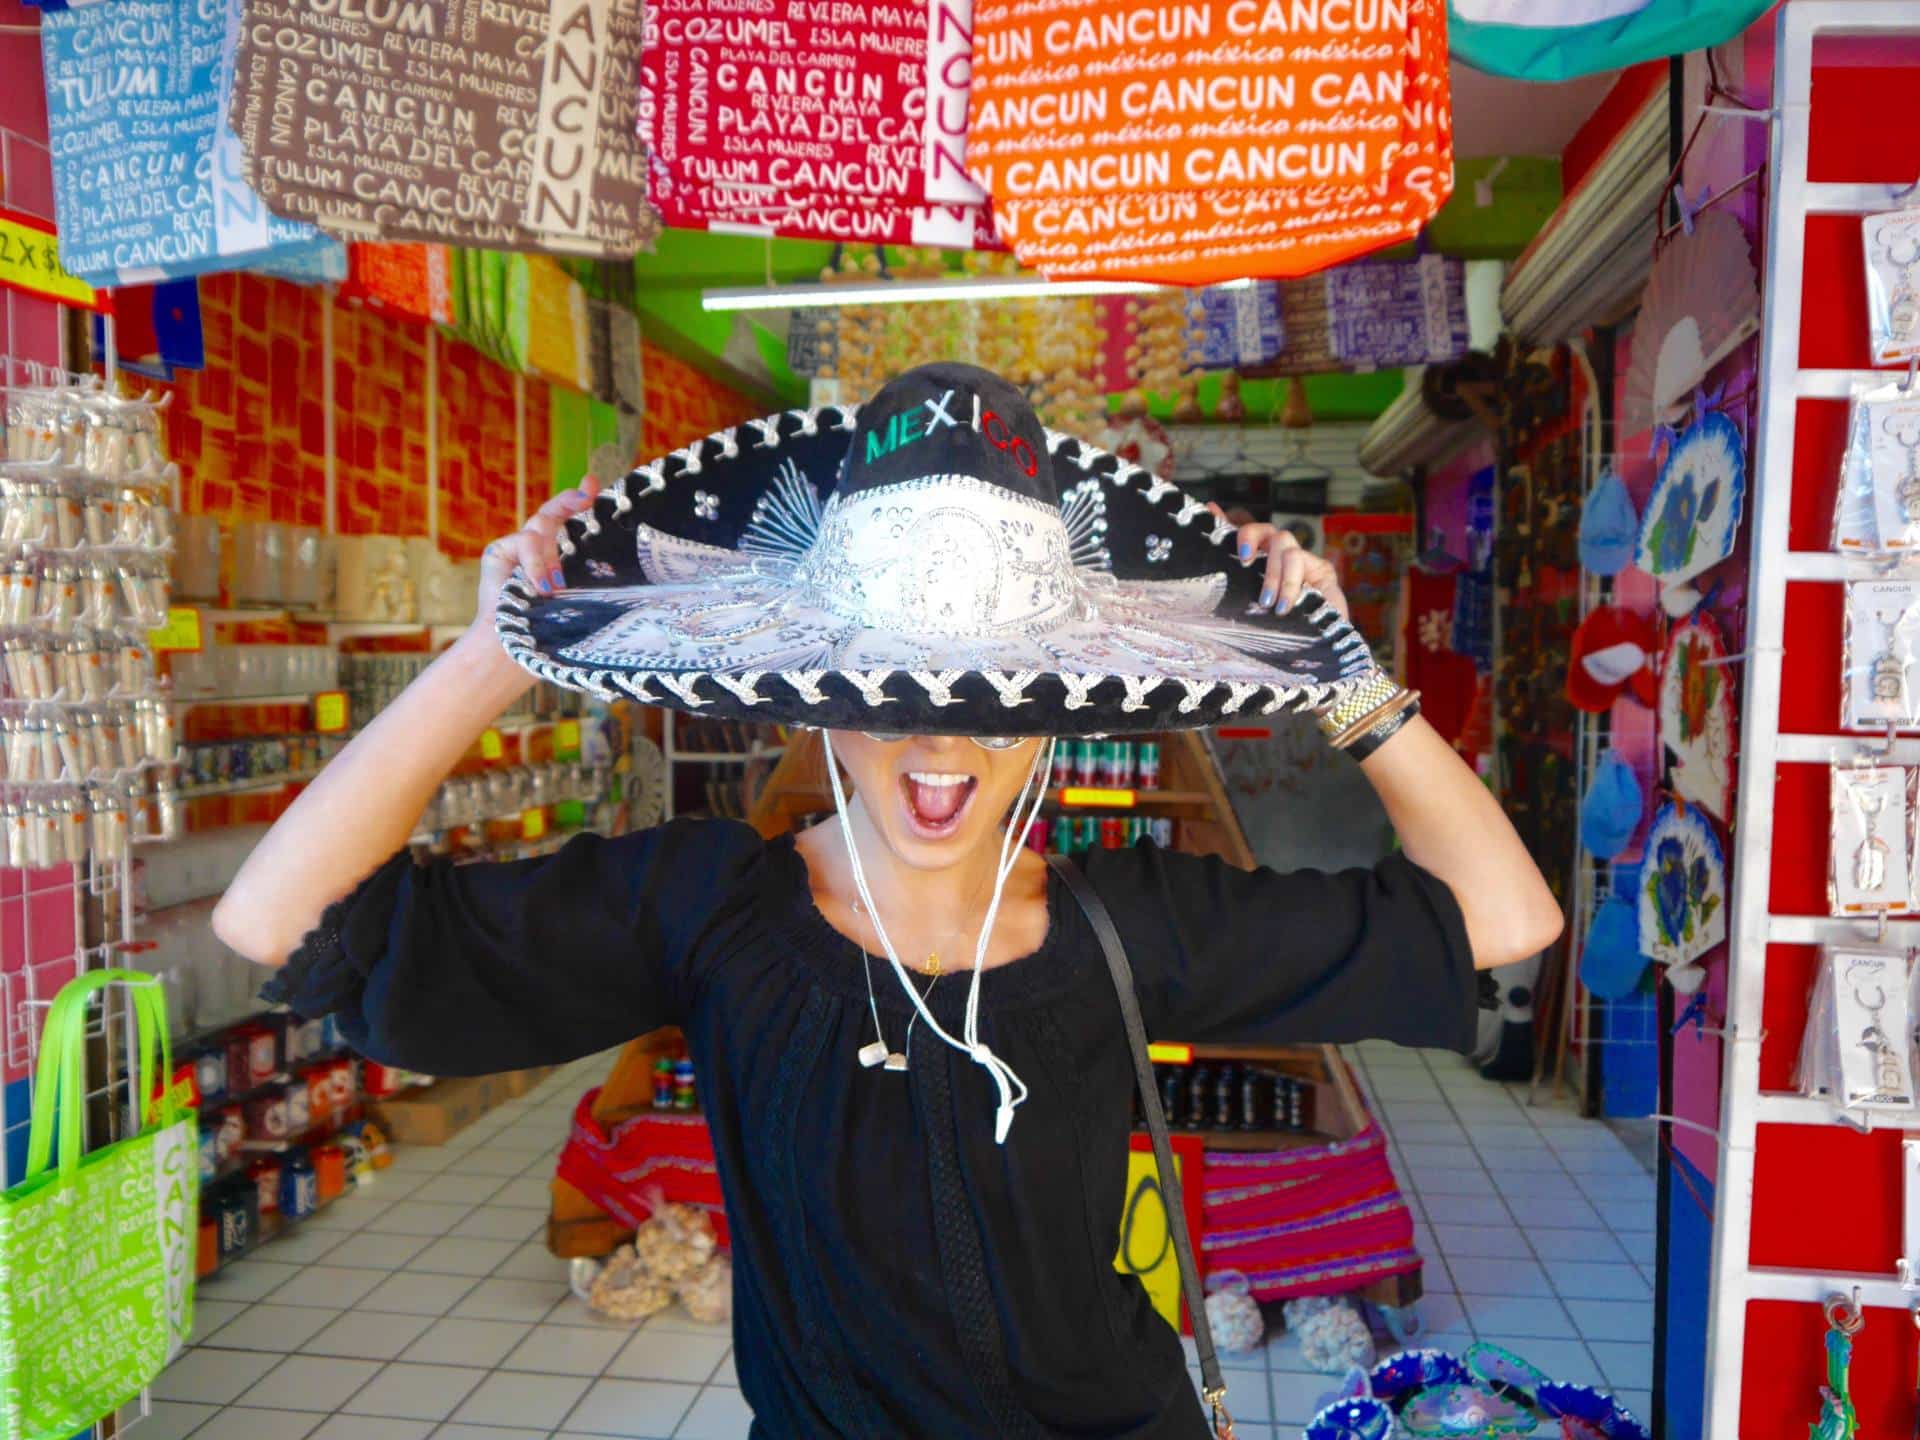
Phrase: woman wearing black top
[{"left": 216, "top": 364, "right": 1561, "bottom": 1439}]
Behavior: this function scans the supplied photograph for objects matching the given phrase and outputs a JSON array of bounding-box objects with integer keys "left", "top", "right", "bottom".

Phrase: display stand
[
  {"left": 550, "top": 729, "right": 1422, "bottom": 1321},
  {"left": 1705, "top": 6, "right": 1920, "bottom": 1434}
]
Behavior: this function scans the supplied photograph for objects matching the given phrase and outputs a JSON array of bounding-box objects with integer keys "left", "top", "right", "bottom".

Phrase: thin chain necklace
[{"left": 851, "top": 855, "right": 997, "bottom": 977}]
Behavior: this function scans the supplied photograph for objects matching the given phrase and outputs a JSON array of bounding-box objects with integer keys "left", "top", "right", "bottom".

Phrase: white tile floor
[{"left": 136, "top": 1044, "right": 1655, "bottom": 1440}]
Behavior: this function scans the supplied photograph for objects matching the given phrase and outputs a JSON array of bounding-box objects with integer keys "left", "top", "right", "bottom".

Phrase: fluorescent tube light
[{"left": 701, "top": 276, "right": 1251, "bottom": 311}]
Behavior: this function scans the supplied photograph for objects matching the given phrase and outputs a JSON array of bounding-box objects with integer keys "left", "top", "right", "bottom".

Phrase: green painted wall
[{"left": 625, "top": 154, "right": 1562, "bottom": 421}]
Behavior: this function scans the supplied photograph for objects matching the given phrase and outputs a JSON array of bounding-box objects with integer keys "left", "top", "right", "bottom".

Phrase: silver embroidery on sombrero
[
  {"left": 503, "top": 405, "right": 1386, "bottom": 727},
  {"left": 741, "top": 457, "right": 824, "bottom": 562}
]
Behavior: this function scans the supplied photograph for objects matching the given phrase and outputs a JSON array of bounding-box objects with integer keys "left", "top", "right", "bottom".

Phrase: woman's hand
[
  {"left": 1208, "top": 505, "right": 1349, "bottom": 620},
  {"left": 477, "top": 477, "right": 601, "bottom": 621}
]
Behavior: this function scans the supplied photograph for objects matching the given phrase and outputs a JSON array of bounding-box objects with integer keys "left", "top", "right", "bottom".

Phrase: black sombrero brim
[{"left": 495, "top": 406, "right": 1381, "bottom": 737}]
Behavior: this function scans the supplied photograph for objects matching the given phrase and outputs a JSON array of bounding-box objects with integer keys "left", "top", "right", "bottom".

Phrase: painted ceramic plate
[
  {"left": 1636, "top": 410, "right": 1747, "bottom": 592},
  {"left": 1371, "top": 1350, "right": 1472, "bottom": 1406},
  {"left": 1637, "top": 800, "right": 1728, "bottom": 970},
  {"left": 1537, "top": 1382, "right": 1650, "bottom": 1439},
  {"left": 1401, "top": 1383, "right": 1534, "bottom": 1436},
  {"left": 1465, "top": 1342, "right": 1552, "bottom": 1403},
  {"left": 1305, "top": 1398, "right": 1398, "bottom": 1440},
  {"left": 1660, "top": 613, "right": 1738, "bottom": 823}
]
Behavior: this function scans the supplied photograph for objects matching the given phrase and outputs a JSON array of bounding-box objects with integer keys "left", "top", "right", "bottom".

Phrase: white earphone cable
[{"left": 821, "top": 732, "right": 1055, "bottom": 1145}]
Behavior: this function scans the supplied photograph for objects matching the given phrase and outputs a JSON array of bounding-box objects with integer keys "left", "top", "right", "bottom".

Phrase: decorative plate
[
  {"left": 1305, "top": 1397, "right": 1398, "bottom": 1440},
  {"left": 1537, "top": 1383, "right": 1650, "bottom": 1440},
  {"left": 1401, "top": 1383, "right": 1534, "bottom": 1437},
  {"left": 628, "top": 734, "right": 667, "bottom": 830},
  {"left": 1371, "top": 1350, "right": 1472, "bottom": 1406},
  {"left": 1622, "top": 210, "right": 1761, "bottom": 438},
  {"left": 1465, "top": 1342, "right": 1552, "bottom": 1404},
  {"left": 1659, "top": 612, "right": 1738, "bottom": 823},
  {"left": 1638, "top": 800, "right": 1727, "bottom": 970},
  {"left": 1636, "top": 410, "right": 1747, "bottom": 601}
]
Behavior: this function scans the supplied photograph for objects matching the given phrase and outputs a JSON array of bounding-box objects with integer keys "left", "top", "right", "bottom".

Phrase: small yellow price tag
[
  {"left": 1146, "top": 1043, "right": 1192, "bottom": 1065},
  {"left": 555, "top": 719, "right": 581, "bottom": 756},
  {"left": 479, "top": 728, "right": 504, "bottom": 761},
  {"left": 1060, "top": 786, "right": 1136, "bottom": 809},
  {"left": 148, "top": 606, "right": 204, "bottom": 653},
  {"left": 313, "top": 691, "right": 349, "bottom": 734},
  {"left": 521, "top": 807, "right": 548, "bottom": 841}
]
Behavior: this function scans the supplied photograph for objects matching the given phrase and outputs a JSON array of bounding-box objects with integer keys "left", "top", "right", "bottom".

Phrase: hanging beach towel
[
  {"left": 0, "top": 971, "right": 197, "bottom": 1440},
  {"left": 1447, "top": 0, "right": 1775, "bottom": 83},
  {"left": 38, "top": 0, "right": 340, "bottom": 287},
  {"left": 969, "top": 0, "right": 1454, "bottom": 284}
]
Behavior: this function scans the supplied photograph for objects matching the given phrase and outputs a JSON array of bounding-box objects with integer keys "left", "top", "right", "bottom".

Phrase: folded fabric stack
[
  {"left": 1199, "top": 1124, "right": 1419, "bottom": 1302},
  {"left": 556, "top": 1087, "right": 731, "bottom": 1249}
]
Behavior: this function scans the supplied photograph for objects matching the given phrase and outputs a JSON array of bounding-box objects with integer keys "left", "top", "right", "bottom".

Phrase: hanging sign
[
  {"left": 147, "top": 607, "right": 204, "bottom": 654},
  {"left": 675, "top": 197, "right": 1000, "bottom": 250},
  {"left": 38, "top": 0, "right": 338, "bottom": 288},
  {"left": 968, "top": 0, "right": 1453, "bottom": 283},
  {"left": 1113, "top": 1133, "right": 1205, "bottom": 1331},
  {"left": 229, "top": 0, "right": 658, "bottom": 256},
  {"left": 638, "top": 0, "right": 934, "bottom": 229},
  {"left": 0, "top": 206, "right": 103, "bottom": 312},
  {"left": 924, "top": 0, "right": 986, "bottom": 205},
  {"left": 312, "top": 692, "right": 350, "bottom": 735}
]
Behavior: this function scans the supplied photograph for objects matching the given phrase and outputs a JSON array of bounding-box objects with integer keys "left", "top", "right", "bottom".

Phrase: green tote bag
[{"left": 0, "top": 971, "right": 198, "bottom": 1440}]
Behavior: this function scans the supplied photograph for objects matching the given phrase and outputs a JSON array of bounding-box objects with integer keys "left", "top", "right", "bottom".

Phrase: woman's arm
[
  {"left": 1358, "top": 716, "right": 1565, "bottom": 970},
  {"left": 212, "top": 482, "right": 596, "bottom": 966},
  {"left": 1233, "top": 517, "right": 1565, "bottom": 972}
]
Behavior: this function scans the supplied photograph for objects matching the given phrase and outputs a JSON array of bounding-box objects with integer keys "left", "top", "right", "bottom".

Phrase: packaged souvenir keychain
[
  {"left": 1844, "top": 580, "right": 1920, "bottom": 729},
  {"left": 1799, "top": 946, "right": 1919, "bottom": 1118},
  {"left": 1830, "top": 766, "right": 1918, "bottom": 915},
  {"left": 1866, "top": 383, "right": 1920, "bottom": 553},
  {"left": 1865, "top": 207, "right": 1920, "bottom": 366},
  {"left": 1834, "top": 385, "right": 1879, "bottom": 550}
]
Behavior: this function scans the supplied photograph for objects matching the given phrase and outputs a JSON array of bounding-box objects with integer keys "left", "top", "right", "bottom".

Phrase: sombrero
[{"left": 497, "top": 362, "right": 1380, "bottom": 736}]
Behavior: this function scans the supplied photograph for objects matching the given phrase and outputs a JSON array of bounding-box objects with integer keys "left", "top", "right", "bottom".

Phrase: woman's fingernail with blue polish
[
  {"left": 1239, "top": 543, "right": 1252, "bottom": 561},
  {"left": 1259, "top": 586, "right": 1276, "bottom": 608},
  {"left": 550, "top": 567, "right": 566, "bottom": 590},
  {"left": 1277, "top": 596, "right": 1293, "bottom": 614}
]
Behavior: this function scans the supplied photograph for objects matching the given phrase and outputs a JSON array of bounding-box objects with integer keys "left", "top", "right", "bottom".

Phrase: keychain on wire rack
[
  {"left": 1812, "top": 1293, "right": 1863, "bottom": 1440},
  {"left": 1830, "top": 764, "right": 1917, "bottom": 915}
]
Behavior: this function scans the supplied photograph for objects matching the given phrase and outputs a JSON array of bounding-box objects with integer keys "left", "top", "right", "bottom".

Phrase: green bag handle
[{"left": 23, "top": 971, "right": 180, "bottom": 1184}]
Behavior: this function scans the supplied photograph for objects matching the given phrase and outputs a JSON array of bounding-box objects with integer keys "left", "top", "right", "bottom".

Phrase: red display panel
[
  {"left": 1742, "top": 1299, "right": 1917, "bottom": 1438},
  {"left": 1750, "top": 1124, "right": 1905, "bottom": 1273},
  {"left": 1809, "top": 67, "right": 1920, "bottom": 183},
  {"left": 1786, "top": 398, "right": 1851, "bottom": 554},
  {"left": 1778, "top": 580, "right": 1846, "bottom": 736},
  {"left": 1799, "top": 214, "right": 1873, "bottom": 373},
  {"left": 1757, "top": 944, "right": 1820, "bottom": 1094},
  {"left": 1768, "top": 764, "right": 1831, "bottom": 917}
]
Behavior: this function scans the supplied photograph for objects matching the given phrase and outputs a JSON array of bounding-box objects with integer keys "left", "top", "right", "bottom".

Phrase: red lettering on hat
[{"left": 981, "top": 409, "right": 1038, "bottom": 478}]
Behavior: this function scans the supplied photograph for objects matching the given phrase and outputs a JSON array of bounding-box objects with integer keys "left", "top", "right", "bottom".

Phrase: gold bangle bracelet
[
  {"left": 1330, "top": 688, "right": 1422, "bottom": 750},
  {"left": 1315, "top": 672, "right": 1402, "bottom": 742}
]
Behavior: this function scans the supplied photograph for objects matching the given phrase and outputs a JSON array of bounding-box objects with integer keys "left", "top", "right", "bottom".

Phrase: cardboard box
[
  {"left": 504, "top": 1065, "right": 560, "bottom": 1099},
  {"left": 370, "top": 1072, "right": 514, "bottom": 1145}
]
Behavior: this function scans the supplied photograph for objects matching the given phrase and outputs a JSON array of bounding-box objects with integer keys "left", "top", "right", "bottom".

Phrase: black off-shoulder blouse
[{"left": 265, "top": 819, "right": 1477, "bottom": 1439}]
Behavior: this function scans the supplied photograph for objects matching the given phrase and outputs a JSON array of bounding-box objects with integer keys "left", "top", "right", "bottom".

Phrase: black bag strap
[{"left": 1046, "top": 854, "right": 1235, "bottom": 1440}]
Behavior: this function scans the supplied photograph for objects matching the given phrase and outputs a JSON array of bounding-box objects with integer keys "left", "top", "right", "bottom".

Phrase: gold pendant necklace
[{"left": 923, "top": 951, "right": 942, "bottom": 979}]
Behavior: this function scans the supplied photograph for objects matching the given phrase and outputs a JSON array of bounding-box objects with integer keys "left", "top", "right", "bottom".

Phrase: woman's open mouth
[{"left": 901, "top": 770, "right": 978, "bottom": 839}]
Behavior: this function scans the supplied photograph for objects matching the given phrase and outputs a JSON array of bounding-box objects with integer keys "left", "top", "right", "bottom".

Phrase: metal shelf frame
[{"left": 1705, "top": 7, "right": 1920, "bottom": 1434}]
